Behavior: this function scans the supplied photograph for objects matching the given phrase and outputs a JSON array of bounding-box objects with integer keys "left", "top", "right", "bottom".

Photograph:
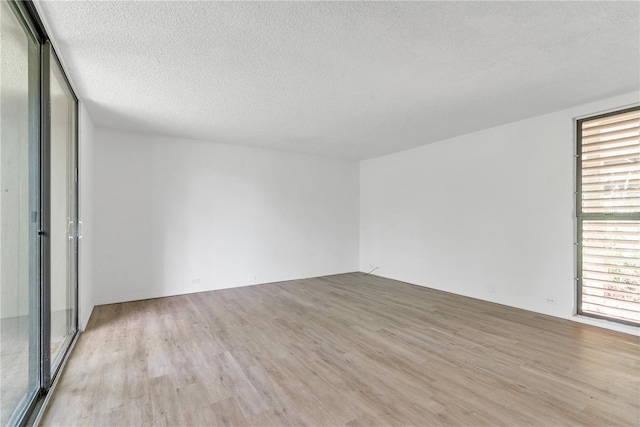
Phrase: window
[
  {"left": 0, "top": 1, "right": 79, "bottom": 425},
  {"left": 577, "top": 107, "right": 640, "bottom": 325}
]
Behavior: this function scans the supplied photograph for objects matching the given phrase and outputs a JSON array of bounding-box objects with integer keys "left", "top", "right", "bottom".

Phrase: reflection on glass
[
  {"left": 581, "top": 221, "right": 640, "bottom": 324},
  {"left": 0, "top": 1, "right": 40, "bottom": 424},
  {"left": 49, "top": 50, "right": 77, "bottom": 372}
]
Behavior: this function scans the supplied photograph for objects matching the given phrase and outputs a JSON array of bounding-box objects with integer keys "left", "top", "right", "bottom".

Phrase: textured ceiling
[{"left": 36, "top": 1, "right": 640, "bottom": 160}]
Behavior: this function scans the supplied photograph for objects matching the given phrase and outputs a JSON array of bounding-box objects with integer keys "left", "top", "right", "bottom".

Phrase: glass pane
[
  {"left": 580, "top": 110, "right": 640, "bottom": 214},
  {"left": 49, "top": 51, "right": 77, "bottom": 372},
  {"left": 581, "top": 221, "right": 640, "bottom": 324},
  {"left": 0, "top": 1, "right": 40, "bottom": 424}
]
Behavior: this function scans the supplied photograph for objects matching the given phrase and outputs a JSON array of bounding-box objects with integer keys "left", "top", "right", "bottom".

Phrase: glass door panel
[
  {"left": 1, "top": 2, "right": 79, "bottom": 424},
  {"left": 48, "top": 49, "right": 77, "bottom": 373},
  {"left": 0, "top": 0, "right": 40, "bottom": 424}
]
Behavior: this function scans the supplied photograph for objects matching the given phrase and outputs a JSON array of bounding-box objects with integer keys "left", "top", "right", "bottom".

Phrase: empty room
[{"left": 1, "top": 1, "right": 638, "bottom": 426}]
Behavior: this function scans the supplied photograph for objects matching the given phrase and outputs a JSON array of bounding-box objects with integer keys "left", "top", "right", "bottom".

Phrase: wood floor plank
[{"left": 40, "top": 273, "right": 640, "bottom": 426}]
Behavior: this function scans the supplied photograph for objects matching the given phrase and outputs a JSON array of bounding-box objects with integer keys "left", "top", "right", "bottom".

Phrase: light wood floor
[{"left": 41, "top": 273, "right": 639, "bottom": 426}]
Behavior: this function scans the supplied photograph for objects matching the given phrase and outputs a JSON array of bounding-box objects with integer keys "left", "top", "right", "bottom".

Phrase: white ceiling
[{"left": 36, "top": 1, "right": 639, "bottom": 160}]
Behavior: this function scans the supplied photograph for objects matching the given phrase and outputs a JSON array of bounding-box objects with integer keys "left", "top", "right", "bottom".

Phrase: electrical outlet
[
  {"left": 546, "top": 298, "right": 556, "bottom": 305},
  {"left": 486, "top": 286, "right": 494, "bottom": 293},
  {"left": 192, "top": 278, "right": 200, "bottom": 285}
]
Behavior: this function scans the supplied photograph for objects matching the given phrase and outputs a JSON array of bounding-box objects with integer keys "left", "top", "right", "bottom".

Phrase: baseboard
[{"left": 93, "top": 270, "right": 360, "bottom": 306}]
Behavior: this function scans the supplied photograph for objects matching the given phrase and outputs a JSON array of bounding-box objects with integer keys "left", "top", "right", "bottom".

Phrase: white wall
[
  {"left": 93, "top": 128, "right": 359, "bottom": 304},
  {"left": 360, "top": 92, "right": 639, "bottom": 331},
  {"left": 78, "top": 102, "right": 95, "bottom": 330}
]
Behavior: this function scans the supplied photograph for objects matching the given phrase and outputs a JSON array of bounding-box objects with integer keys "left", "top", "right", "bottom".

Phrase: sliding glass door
[
  {"left": 0, "top": 1, "right": 79, "bottom": 424},
  {"left": 0, "top": 1, "right": 41, "bottom": 424}
]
